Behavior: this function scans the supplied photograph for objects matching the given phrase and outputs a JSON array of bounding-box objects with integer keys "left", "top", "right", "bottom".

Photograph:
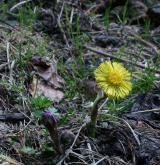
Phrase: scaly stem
[
  {"left": 89, "top": 94, "right": 104, "bottom": 137},
  {"left": 50, "top": 128, "right": 63, "bottom": 154}
]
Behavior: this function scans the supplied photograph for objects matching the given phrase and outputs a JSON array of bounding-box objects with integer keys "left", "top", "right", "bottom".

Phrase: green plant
[
  {"left": 0, "top": 3, "right": 8, "bottom": 21},
  {"left": 103, "top": 5, "right": 111, "bottom": 31},
  {"left": 17, "top": 44, "right": 23, "bottom": 68},
  {"left": 31, "top": 96, "right": 52, "bottom": 109},
  {"left": 107, "top": 99, "right": 134, "bottom": 116},
  {"left": 88, "top": 61, "right": 132, "bottom": 137},
  {"left": 70, "top": 18, "right": 84, "bottom": 72},
  {"left": 143, "top": 19, "right": 151, "bottom": 39},
  {"left": 35, "top": 37, "right": 48, "bottom": 55},
  {"left": 117, "top": 0, "right": 128, "bottom": 25},
  {"left": 25, "top": 43, "right": 32, "bottom": 65},
  {"left": 133, "top": 67, "right": 157, "bottom": 93},
  {"left": 59, "top": 108, "right": 75, "bottom": 126},
  {"left": 64, "top": 5, "right": 84, "bottom": 68},
  {"left": 18, "top": 5, "right": 37, "bottom": 29},
  {"left": 20, "top": 146, "right": 37, "bottom": 155},
  {"left": 17, "top": 43, "right": 32, "bottom": 69},
  {"left": 64, "top": 78, "right": 78, "bottom": 98},
  {"left": 31, "top": 96, "right": 53, "bottom": 119}
]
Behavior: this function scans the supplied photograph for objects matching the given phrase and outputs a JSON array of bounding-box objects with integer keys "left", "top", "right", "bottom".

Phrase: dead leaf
[
  {"left": 29, "top": 77, "right": 64, "bottom": 102},
  {"left": 30, "top": 56, "right": 64, "bottom": 88}
]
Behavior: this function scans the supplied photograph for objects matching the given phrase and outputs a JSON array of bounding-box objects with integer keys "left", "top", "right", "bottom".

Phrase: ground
[{"left": 0, "top": 0, "right": 160, "bottom": 165}]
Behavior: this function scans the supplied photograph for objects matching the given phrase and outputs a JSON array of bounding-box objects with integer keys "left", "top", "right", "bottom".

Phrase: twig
[
  {"left": 99, "top": 113, "right": 141, "bottom": 146},
  {"left": 10, "top": 0, "right": 32, "bottom": 12},
  {"left": 6, "top": 42, "right": 10, "bottom": 71},
  {"left": 57, "top": 2, "right": 70, "bottom": 48},
  {"left": 57, "top": 123, "right": 86, "bottom": 165},
  {"left": 120, "top": 119, "right": 140, "bottom": 146},
  {"left": 70, "top": 7, "right": 74, "bottom": 24},
  {"left": 93, "top": 156, "right": 109, "bottom": 165},
  {"left": 84, "top": 45, "right": 145, "bottom": 69},
  {"left": 127, "top": 30, "right": 158, "bottom": 55},
  {"left": 98, "top": 98, "right": 108, "bottom": 112},
  {"left": 0, "top": 154, "right": 23, "bottom": 165},
  {"left": 0, "top": 37, "right": 19, "bottom": 56},
  {"left": 6, "top": 42, "right": 15, "bottom": 84},
  {"left": 0, "top": 22, "right": 14, "bottom": 30},
  {"left": 84, "top": 45, "right": 160, "bottom": 74},
  {"left": 71, "top": 124, "right": 86, "bottom": 148},
  {"left": 87, "top": 142, "right": 95, "bottom": 164},
  {"left": 0, "top": 63, "right": 8, "bottom": 71},
  {"left": 69, "top": 150, "right": 88, "bottom": 164},
  {"left": 131, "top": 108, "right": 160, "bottom": 114}
]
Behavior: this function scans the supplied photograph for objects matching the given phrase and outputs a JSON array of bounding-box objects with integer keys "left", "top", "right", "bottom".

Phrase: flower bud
[{"left": 42, "top": 111, "right": 58, "bottom": 131}]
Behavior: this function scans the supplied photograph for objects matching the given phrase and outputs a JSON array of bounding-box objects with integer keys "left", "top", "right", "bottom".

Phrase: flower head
[
  {"left": 42, "top": 111, "right": 58, "bottom": 130},
  {"left": 95, "top": 61, "right": 132, "bottom": 99}
]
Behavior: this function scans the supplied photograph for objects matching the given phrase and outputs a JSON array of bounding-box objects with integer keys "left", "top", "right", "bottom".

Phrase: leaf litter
[
  {"left": 0, "top": 0, "right": 160, "bottom": 165},
  {"left": 29, "top": 56, "right": 64, "bottom": 102}
]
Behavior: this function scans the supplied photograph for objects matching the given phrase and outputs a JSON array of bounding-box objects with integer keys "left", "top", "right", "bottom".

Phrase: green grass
[
  {"left": 64, "top": 5, "right": 84, "bottom": 66},
  {"left": 59, "top": 108, "right": 75, "bottom": 126},
  {"left": 117, "top": 0, "right": 128, "bottom": 25},
  {"left": 133, "top": 67, "right": 157, "bottom": 94},
  {"left": 103, "top": 5, "right": 111, "bottom": 31},
  {"left": 18, "top": 5, "right": 37, "bottom": 29},
  {"left": 142, "top": 19, "right": 151, "bottom": 39}
]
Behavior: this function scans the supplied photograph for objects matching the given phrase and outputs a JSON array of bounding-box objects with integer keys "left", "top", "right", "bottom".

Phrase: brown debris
[{"left": 29, "top": 76, "right": 64, "bottom": 102}]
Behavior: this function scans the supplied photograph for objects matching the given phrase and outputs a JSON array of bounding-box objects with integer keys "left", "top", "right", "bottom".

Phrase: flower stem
[
  {"left": 50, "top": 128, "right": 63, "bottom": 154},
  {"left": 89, "top": 94, "right": 104, "bottom": 137}
]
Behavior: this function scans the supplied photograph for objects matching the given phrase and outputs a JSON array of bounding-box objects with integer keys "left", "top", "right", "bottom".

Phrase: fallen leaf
[
  {"left": 29, "top": 77, "right": 64, "bottom": 102},
  {"left": 30, "top": 56, "right": 64, "bottom": 88}
]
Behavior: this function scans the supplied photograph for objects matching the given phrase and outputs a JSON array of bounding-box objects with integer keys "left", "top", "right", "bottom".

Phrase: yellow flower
[{"left": 95, "top": 61, "right": 132, "bottom": 99}]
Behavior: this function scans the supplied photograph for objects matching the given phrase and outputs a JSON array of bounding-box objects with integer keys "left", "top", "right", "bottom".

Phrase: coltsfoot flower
[{"left": 95, "top": 61, "right": 132, "bottom": 99}]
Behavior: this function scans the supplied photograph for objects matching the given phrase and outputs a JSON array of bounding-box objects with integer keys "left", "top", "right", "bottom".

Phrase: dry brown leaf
[
  {"left": 30, "top": 56, "right": 64, "bottom": 88},
  {"left": 29, "top": 77, "right": 64, "bottom": 102}
]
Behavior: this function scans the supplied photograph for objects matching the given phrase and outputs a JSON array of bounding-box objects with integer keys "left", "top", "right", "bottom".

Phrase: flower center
[{"left": 108, "top": 71, "right": 122, "bottom": 86}]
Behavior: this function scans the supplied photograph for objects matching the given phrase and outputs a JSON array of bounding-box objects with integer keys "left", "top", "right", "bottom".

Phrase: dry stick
[
  {"left": 0, "top": 63, "right": 8, "bottom": 71},
  {"left": 100, "top": 113, "right": 141, "bottom": 146},
  {"left": 57, "top": 2, "right": 70, "bottom": 48},
  {"left": 131, "top": 108, "right": 160, "bottom": 114},
  {"left": 120, "top": 118, "right": 140, "bottom": 146},
  {"left": 10, "top": 0, "right": 32, "bottom": 12},
  {"left": 84, "top": 45, "right": 160, "bottom": 74},
  {"left": 93, "top": 156, "right": 110, "bottom": 165},
  {"left": 70, "top": 7, "right": 74, "bottom": 24},
  {"left": 6, "top": 42, "right": 10, "bottom": 71},
  {"left": 0, "top": 154, "right": 23, "bottom": 165},
  {"left": 94, "top": 155, "right": 128, "bottom": 165},
  {"left": 69, "top": 151, "right": 88, "bottom": 164},
  {"left": 0, "top": 37, "right": 20, "bottom": 57},
  {"left": 87, "top": 142, "right": 95, "bottom": 164},
  {"left": 127, "top": 30, "right": 159, "bottom": 63},
  {"left": 57, "top": 123, "right": 86, "bottom": 165},
  {"left": 0, "top": 24, "right": 14, "bottom": 30},
  {"left": 6, "top": 42, "right": 15, "bottom": 84},
  {"left": 127, "top": 31, "right": 158, "bottom": 55},
  {"left": 104, "top": 114, "right": 141, "bottom": 147},
  {"left": 98, "top": 98, "right": 108, "bottom": 112},
  {"left": 129, "top": 14, "right": 147, "bottom": 24}
]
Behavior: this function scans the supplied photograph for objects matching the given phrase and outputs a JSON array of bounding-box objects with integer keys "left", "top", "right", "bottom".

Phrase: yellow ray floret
[{"left": 95, "top": 61, "right": 132, "bottom": 99}]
